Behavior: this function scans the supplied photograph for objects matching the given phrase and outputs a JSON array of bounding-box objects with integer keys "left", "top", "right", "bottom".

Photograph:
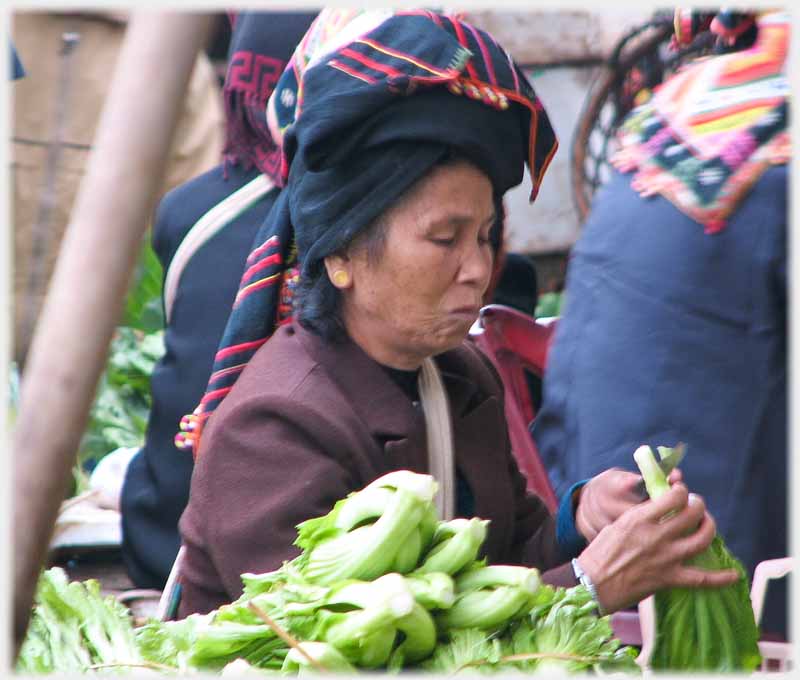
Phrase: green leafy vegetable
[
  {"left": 633, "top": 444, "right": 762, "bottom": 672},
  {"left": 16, "top": 567, "right": 142, "bottom": 674},
  {"left": 415, "top": 517, "right": 488, "bottom": 575},
  {"left": 21, "top": 471, "right": 641, "bottom": 675},
  {"left": 294, "top": 471, "right": 437, "bottom": 584},
  {"left": 76, "top": 326, "right": 164, "bottom": 478},
  {"left": 509, "top": 584, "right": 640, "bottom": 674},
  {"left": 535, "top": 291, "right": 564, "bottom": 318},
  {"left": 122, "top": 232, "right": 165, "bottom": 335}
]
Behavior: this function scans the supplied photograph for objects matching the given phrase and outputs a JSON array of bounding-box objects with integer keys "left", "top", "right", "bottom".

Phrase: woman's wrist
[{"left": 571, "top": 556, "right": 607, "bottom": 615}]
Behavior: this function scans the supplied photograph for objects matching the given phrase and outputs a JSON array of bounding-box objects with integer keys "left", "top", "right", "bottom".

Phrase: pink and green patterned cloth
[{"left": 612, "top": 10, "right": 790, "bottom": 233}]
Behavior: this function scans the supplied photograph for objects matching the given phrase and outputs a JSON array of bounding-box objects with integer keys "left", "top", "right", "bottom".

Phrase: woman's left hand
[{"left": 575, "top": 467, "right": 683, "bottom": 542}]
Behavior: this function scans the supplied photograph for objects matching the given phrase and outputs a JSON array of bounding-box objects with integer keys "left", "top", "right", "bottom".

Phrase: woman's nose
[{"left": 458, "top": 242, "right": 493, "bottom": 287}]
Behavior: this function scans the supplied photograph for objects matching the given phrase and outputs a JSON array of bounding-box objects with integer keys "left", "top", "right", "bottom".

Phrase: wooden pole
[{"left": 11, "top": 11, "right": 212, "bottom": 656}]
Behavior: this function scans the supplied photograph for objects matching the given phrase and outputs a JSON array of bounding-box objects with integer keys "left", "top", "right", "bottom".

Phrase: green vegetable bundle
[
  {"left": 633, "top": 444, "right": 762, "bottom": 672},
  {"left": 423, "top": 583, "right": 638, "bottom": 675},
  {"left": 77, "top": 327, "right": 164, "bottom": 469},
  {"left": 135, "top": 470, "right": 638, "bottom": 675},
  {"left": 19, "top": 471, "right": 640, "bottom": 675}
]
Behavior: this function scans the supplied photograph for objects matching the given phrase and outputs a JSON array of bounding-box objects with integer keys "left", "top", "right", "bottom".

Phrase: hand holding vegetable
[
  {"left": 574, "top": 468, "right": 644, "bottom": 542},
  {"left": 575, "top": 482, "right": 738, "bottom": 613},
  {"left": 575, "top": 467, "right": 683, "bottom": 542}
]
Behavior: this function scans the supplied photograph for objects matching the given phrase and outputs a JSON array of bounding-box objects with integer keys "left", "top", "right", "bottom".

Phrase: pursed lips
[{"left": 449, "top": 305, "right": 481, "bottom": 316}]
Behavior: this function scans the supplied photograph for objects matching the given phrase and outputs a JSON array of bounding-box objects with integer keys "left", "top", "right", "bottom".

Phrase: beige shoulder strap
[{"left": 418, "top": 357, "right": 455, "bottom": 520}]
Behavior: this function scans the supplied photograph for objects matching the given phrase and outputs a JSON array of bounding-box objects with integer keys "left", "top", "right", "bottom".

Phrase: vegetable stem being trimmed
[{"left": 633, "top": 445, "right": 670, "bottom": 499}]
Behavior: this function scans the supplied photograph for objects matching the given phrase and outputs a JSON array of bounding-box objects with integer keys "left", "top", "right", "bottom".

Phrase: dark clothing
[
  {"left": 120, "top": 164, "right": 279, "bottom": 588},
  {"left": 493, "top": 253, "right": 539, "bottom": 317},
  {"left": 178, "top": 320, "right": 577, "bottom": 617},
  {"left": 532, "top": 165, "right": 788, "bottom": 634}
]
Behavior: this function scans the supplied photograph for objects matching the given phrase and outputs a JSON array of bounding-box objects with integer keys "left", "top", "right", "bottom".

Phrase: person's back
[
  {"left": 120, "top": 11, "right": 317, "bottom": 589},
  {"left": 120, "top": 163, "right": 279, "bottom": 587},
  {"left": 532, "top": 10, "right": 788, "bottom": 637}
]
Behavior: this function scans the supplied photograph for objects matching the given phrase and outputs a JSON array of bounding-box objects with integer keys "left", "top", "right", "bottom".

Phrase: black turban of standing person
[{"left": 181, "top": 9, "right": 558, "bottom": 456}]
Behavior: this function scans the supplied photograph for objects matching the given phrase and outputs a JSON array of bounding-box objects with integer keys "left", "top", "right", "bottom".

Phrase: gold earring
[{"left": 332, "top": 269, "right": 350, "bottom": 287}]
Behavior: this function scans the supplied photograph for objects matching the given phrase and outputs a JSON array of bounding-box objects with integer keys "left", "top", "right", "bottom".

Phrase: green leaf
[
  {"left": 123, "top": 233, "right": 164, "bottom": 334},
  {"left": 75, "top": 327, "right": 164, "bottom": 472}
]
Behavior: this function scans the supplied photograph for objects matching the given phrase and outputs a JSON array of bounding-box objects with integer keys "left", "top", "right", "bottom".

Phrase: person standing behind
[
  {"left": 532, "top": 9, "right": 789, "bottom": 637},
  {"left": 120, "top": 11, "right": 317, "bottom": 590}
]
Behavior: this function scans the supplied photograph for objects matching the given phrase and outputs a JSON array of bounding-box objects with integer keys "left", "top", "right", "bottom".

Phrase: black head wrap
[
  {"left": 182, "top": 10, "right": 558, "bottom": 456},
  {"left": 289, "top": 86, "right": 530, "bottom": 278}
]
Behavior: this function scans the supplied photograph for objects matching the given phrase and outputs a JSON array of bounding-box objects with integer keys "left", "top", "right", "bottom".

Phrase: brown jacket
[{"left": 178, "top": 320, "right": 576, "bottom": 617}]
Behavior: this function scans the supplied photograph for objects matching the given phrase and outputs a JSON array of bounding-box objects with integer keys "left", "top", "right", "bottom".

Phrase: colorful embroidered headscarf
[
  {"left": 671, "top": 9, "right": 758, "bottom": 51},
  {"left": 221, "top": 11, "right": 318, "bottom": 181},
  {"left": 612, "top": 10, "right": 790, "bottom": 233},
  {"left": 178, "top": 9, "right": 558, "bottom": 456}
]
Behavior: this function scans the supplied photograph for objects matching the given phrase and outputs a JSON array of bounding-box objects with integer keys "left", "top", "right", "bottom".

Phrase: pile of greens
[
  {"left": 16, "top": 568, "right": 143, "bottom": 674},
  {"left": 19, "top": 471, "right": 639, "bottom": 675},
  {"left": 9, "top": 234, "right": 165, "bottom": 497},
  {"left": 633, "top": 444, "right": 762, "bottom": 672}
]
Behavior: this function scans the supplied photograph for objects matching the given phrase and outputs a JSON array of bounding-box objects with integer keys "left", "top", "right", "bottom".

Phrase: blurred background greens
[{"left": 8, "top": 234, "right": 165, "bottom": 497}]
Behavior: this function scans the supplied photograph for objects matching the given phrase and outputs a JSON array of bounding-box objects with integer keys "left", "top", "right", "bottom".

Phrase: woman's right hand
[{"left": 575, "top": 482, "right": 739, "bottom": 614}]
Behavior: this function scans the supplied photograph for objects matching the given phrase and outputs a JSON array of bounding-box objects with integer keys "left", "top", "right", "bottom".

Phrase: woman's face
[{"left": 331, "top": 160, "right": 496, "bottom": 370}]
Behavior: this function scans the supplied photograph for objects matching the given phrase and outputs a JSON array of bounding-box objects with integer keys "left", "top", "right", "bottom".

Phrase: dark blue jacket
[
  {"left": 532, "top": 165, "right": 787, "bottom": 635},
  {"left": 121, "top": 164, "right": 279, "bottom": 588}
]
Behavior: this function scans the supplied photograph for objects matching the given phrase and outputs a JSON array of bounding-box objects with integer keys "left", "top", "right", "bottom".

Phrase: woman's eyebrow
[{"left": 426, "top": 212, "right": 497, "bottom": 229}]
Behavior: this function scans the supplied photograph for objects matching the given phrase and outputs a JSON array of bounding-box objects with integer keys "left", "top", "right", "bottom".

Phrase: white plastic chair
[{"left": 751, "top": 557, "right": 793, "bottom": 673}]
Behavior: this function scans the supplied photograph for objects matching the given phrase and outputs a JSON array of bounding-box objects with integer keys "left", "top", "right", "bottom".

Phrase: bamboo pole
[{"left": 11, "top": 11, "right": 212, "bottom": 656}]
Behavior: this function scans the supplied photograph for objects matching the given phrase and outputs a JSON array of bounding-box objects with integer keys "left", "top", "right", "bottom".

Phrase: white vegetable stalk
[{"left": 416, "top": 518, "right": 488, "bottom": 575}]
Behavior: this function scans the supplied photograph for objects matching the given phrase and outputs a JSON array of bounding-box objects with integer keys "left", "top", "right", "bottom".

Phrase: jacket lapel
[
  {"left": 295, "top": 321, "right": 427, "bottom": 472},
  {"left": 296, "top": 323, "right": 514, "bottom": 556}
]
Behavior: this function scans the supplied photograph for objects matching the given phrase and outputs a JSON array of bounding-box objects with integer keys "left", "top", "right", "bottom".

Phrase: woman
[{"left": 177, "top": 10, "right": 737, "bottom": 619}]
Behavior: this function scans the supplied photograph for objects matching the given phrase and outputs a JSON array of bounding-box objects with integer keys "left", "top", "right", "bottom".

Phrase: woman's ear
[{"left": 324, "top": 254, "right": 353, "bottom": 289}]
